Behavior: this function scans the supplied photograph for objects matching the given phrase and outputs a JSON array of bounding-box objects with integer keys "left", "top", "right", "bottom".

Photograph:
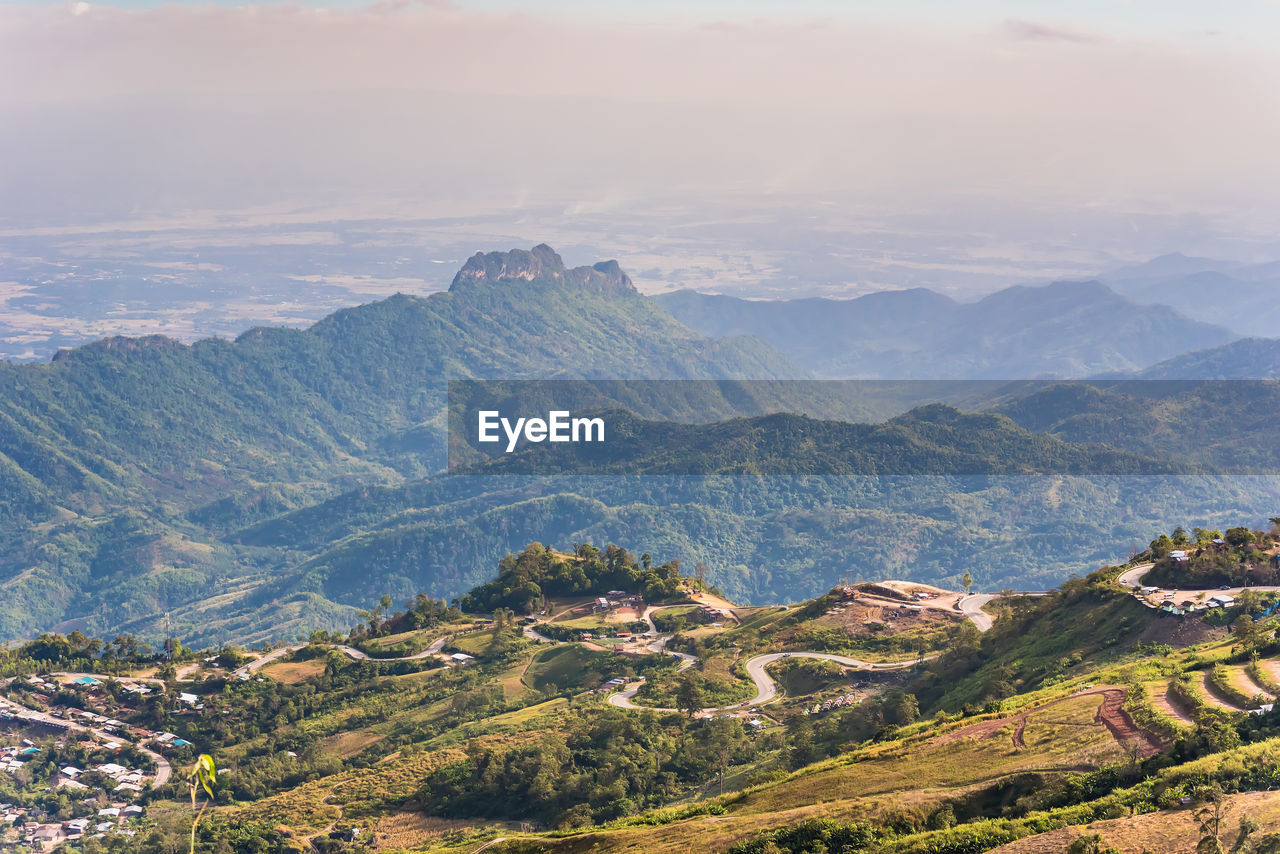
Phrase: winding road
[
  {"left": 1117, "top": 563, "right": 1154, "bottom": 588},
  {"left": 233, "top": 635, "right": 452, "bottom": 677},
  {"left": 956, "top": 594, "right": 998, "bottom": 632},
  {"left": 1115, "top": 560, "right": 1280, "bottom": 601},
  {"left": 607, "top": 650, "right": 929, "bottom": 714}
]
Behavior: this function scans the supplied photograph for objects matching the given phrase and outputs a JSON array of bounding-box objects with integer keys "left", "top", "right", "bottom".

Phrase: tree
[
  {"left": 1226, "top": 527, "right": 1256, "bottom": 548},
  {"left": 676, "top": 675, "right": 705, "bottom": 718},
  {"left": 1195, "top": 783, "right": 1226, "bottom": 854},
  {"left": 1194, "top": 713, "right": 1242, "bottom": 753},
  {"left": 881, "top": 688, "right": 919, "bottom": 726},
  {"left": 492, "top": 607, "right": 516, "bottom": 630},
  {"left": 961, "top": 572, "right": 973, "bottom": 594},
  {"left": 1254, "top": 834, "right": 1280, "bottom": 854},
  {"left": 1233, "top": 616, "right": 1267, "bottom": 655},
  {"left": 1237, "top": 589, "right": 1269, "bottom": 616},
  {"left": 1233, "top": 815, "right": 1260, "bottom": 854},
  {"left": 1196, "top": 528, "right": 1224, "bottom": 546},
  {"left": 164, "top": 636, "right": 183, "bottom": 661},
  {"left": 1067, "top": 835, "right": 1121, "bottom": 854},
  {"left": 704, "top": 717, "right": 741, "bottom": 796}
]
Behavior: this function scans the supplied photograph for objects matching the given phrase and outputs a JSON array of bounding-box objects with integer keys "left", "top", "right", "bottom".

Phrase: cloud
[
  {"left": 1001, "top": 18, "right": 1106, "bottom": 43},
  {"left": 0, "top": 2, "right": 1277, "bottom": 222}
]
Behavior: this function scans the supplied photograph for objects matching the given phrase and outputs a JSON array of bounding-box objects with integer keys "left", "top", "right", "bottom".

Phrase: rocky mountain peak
[{"left": 449, "top": 244, "right": 635, "bottom": 297}]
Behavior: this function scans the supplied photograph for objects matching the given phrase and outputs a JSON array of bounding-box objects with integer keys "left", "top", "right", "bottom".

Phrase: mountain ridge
[
  {"left": 0, "top": 246, "right": 809, "bottom": 641},
  {"left": 658, "top": 279, "right": 1235, "bottom": 379}
]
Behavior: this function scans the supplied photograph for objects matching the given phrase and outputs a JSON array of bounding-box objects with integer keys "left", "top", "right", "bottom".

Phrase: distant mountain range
[
  {"left": 1102, "top": 252, "right": 1280, "bottom": 338},
  {"left": 4, "top": 245, "right": 1280, "bottom": 645},
  {"left": 657, "top": 279, "right": 1235, "bottom": 379}
]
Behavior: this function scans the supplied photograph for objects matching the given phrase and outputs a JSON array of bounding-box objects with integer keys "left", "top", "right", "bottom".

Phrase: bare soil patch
[
  {"left": 1152, "top": 684, "right": 1196, "bottom": 726},
  {"left": 932, "top": 688, "right": 1163, "bottom": 757}
]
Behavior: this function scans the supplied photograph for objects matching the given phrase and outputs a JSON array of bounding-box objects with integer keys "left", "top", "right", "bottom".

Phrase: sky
[{"left": 1, "top": 0, "right": 1279, "bottom": 235}]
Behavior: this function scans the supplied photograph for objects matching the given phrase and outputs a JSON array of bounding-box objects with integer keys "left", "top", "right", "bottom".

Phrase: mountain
[
  {"left": 1, "top": 246, "right": 1275, "bottom": 647},
  {"left": 1104, "top": 251, "right": 1242, "bottom": 280},
  {"left": 1134, "top": 338, "right": 1280, "bottom": 379},
  {"left": 460, "top": 405, "right": 1187, "bottom": 476},
  {"left": 0, "top": 244, "right": 808, "bottom": 519},
  {"left": 234, "top": 382, "right": 1280, "bottom": 622},
  {"left": 1102, "top": 252, "right": 1280, "bottom": 338},
  {"left": 658, "top": 280, "right": 1235, "bottom": 379},
  {"left": 994, "top": 378, "right": 1280, "bottom": 470},
  {"left": 235, "top": 469, "right": 1280, "bottom": 627},
  {"left": 0, "top": 246, "right": 814, "bottom": 641}
]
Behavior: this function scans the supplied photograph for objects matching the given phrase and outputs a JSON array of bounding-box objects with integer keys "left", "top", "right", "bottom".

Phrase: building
[{"left": 31, "top": 824, "right": 62, "bottom": 847}]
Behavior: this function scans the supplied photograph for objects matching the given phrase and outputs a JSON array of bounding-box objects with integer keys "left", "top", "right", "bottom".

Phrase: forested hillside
[
  {"left": 463, "top": 405, "right": 1187, "bottom": 476},
  {"left": 0, "top": 247, "right": 806, "bottom": 642},
  {"left": 995, "top": 380, "right": 1280, "bottom": 470},
  {"left": 4, "top": 247, "right": 1280, "bottom": 647}
]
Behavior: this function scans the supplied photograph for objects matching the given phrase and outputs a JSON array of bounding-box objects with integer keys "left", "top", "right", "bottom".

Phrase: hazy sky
[{"left": 2, "top": 0, "right": 1279, "bottom": 230}]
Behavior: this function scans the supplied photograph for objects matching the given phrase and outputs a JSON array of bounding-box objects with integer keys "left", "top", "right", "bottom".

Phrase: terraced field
[
  {"left": 989, "top": 790, "right": 1280, "bottom": 854},
  {"left": 505, "top": 690, "right": 1146, "bottom": 854}
]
